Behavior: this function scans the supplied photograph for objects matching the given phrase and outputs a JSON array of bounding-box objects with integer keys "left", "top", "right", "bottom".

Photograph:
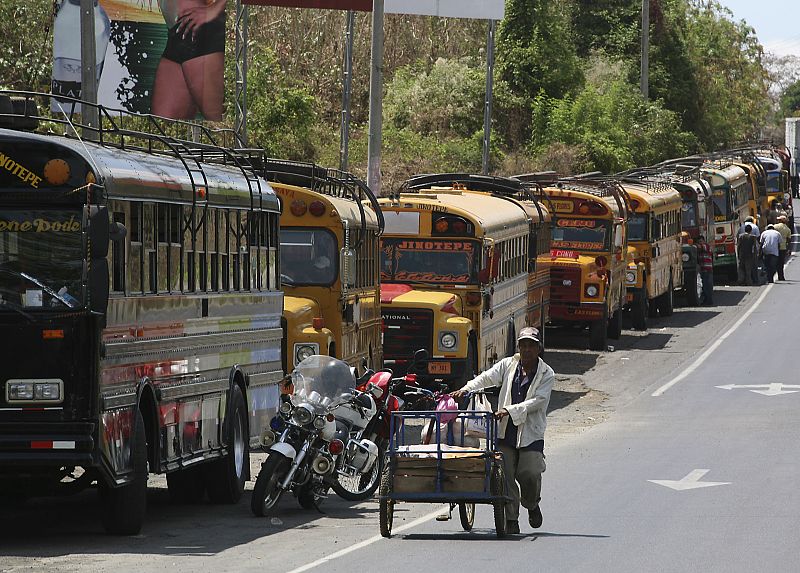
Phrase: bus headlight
[
  {"left": 625, "top": 271, "right": 637, "bottom": 284},
  {"left": 294, "top": 343, "right": 319, "bottom": 366},
  {"left": 439, "top": 332, "right": 458, "bottom": 350},
  {"left": 6, "top": 379, "right": 63, "bottom": 403},
  {"left": 681, "top": 253, "right": 690, "bottom": 262},
  {"left": 585, "top": 284, "right": 599, "bottom": 298}
]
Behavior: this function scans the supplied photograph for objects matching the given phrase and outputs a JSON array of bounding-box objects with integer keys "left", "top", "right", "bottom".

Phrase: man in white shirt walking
[
  {"left": 452, "top": 327, "right": 555, "bottom": 535},
  {"left": 760, "top": 224, "right": 782, "bottom": 283}
]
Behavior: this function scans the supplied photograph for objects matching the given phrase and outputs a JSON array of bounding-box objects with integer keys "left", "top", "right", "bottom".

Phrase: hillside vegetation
[{"left": 0, "top": 1, "right": 775, "bottom": 189}]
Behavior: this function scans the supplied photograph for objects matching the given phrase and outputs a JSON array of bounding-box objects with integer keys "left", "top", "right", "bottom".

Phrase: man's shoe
[
  {"left": 505, "top": 520, "right": 520, "bottom": 534},
  {"left": 529, "top": 506, "right": 543, "bottom": 528}
]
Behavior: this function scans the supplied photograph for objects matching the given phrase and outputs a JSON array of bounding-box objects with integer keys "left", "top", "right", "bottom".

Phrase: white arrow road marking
[
  {"left": 716, "top": 383, "right": 800, "bottom": 396},
  {"left": 648, "top": 469, "right": 730, "bottom": 491}
]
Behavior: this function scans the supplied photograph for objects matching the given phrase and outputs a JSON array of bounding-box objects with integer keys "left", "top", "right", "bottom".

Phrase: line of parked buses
[{"left": 0, "top": 92, "right": 792, "bottom": 533}]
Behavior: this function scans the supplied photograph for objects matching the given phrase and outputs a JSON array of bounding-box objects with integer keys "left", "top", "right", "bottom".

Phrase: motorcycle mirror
[{"left": 408, "top": 348, "right": 430, "bottom": 371}]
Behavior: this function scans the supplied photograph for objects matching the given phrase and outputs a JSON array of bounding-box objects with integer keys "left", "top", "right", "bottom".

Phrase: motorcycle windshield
[{"left": 291, "top": 355, "right": 354, "bottom": 406}]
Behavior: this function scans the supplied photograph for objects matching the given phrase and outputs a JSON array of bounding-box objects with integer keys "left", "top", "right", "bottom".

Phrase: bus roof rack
[
  {"left": 402, "top": 173, "right": 523, "bottom": 196},
  {"left": 245, "top": 155, "right": 385, "bottom": 246}
]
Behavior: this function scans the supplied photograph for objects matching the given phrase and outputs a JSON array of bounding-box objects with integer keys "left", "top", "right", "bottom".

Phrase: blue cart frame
[{"left": 378, "top": 409, "right": 509, "bottom": 538}]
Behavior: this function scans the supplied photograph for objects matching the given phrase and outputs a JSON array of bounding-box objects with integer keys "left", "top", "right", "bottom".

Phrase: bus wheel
[
  {"left": 459, "top": 337, "right": 478, "bottom": 388},
  {"left": 206, "top": 385, "right": 249, "bottom": 504},
  {"left": 606, "top": 309, "right": 622, "bottom": 340},
  {"left": 631, "top": 289, "right": 648, "bottom": 331},
  {"left": 658, "top": 277, "right": 674, "bottom": 316},
  {"left": 684, "top": 270, "right": 701, "bottom": 306},
  {"left": 99, "top": 410, "right": 148, "bottom": 535},
  {"left": 588, "top": 314, "right": 608, "bottom": 351}
]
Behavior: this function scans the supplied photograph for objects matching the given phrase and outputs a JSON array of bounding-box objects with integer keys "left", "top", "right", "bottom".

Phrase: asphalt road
[{"left": 2, "top": 258, "right": 798, "bottom": 573}]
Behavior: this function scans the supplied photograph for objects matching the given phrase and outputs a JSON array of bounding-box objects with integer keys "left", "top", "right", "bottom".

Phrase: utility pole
[
  {"left": 340, "top": 10, "right": 356, "bottom": 173},
  {"left": 367, "top": 0, "right": 384, "bottom": 195},
  {"left": 79, "top": 0, "right": 99, "bottom": 139},
  {"left": 640, "top": 0, "right": 649, "bottom": 100},
  {"left": 482, "top": 20, "right": 496, "bottom": 175}
]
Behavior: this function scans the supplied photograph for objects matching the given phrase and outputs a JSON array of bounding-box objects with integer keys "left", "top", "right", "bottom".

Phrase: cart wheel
[
  {"left": 458, "top": 502, "right": 475, "bottom": 531},
  {"left": 491, "top": 463, "right": 507, "bottom": 538},
  {"left": 378, "top": 465, "right": 394, "bottom": 538}
]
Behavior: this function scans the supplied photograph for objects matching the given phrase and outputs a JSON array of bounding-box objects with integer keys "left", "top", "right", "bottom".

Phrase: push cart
[{"left": 378, "top": 409, "right": 509, "bottom": 538}]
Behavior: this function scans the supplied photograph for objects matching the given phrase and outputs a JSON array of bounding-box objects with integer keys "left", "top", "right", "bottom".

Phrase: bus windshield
[
  {"left": 0, "top": 209, "right": 84, "bottom": 309},
  {"left": 626, "top": 214, "right": 649, "bottom": 242},
  {"left": 380, "top": 238, "right": 480, "bottom": 284},
  {"left": 681, "top": 201, "right": 698, "bottom": 228},
  {"left": 280, "top": 228, "right": 337, "bottom": 286},
  {"left": 551, "top": 219, "right": 609, "bottom": 252},
  {"left": 712, "top": 191, "right": 729, "bottom": 221}
]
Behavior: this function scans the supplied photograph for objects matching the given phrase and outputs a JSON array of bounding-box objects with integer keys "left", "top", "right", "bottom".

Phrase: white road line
[
  {"left": 651, "top": 282, "right": 774, "bottom": 397},
  {"left": 285, "top": 505, "right": 446, "bottom": 573}
]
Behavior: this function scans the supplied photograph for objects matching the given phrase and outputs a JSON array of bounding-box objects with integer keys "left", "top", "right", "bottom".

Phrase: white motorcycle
[{"left": 251, "top": 355, "right": 349, "bottom": 517}]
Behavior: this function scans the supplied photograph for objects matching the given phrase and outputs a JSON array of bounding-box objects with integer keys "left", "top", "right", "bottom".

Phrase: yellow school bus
[
  {"left": 620, "top": 180, "right": 684, "bottom": 330},
  {"left": 463, "top": 181, "right": 553, "bottom": 344},
  {"left": 377, "top": 174, "right": 548, "bottom": 389},
  {"left": 536, "top": 178, "right": 631, "bottom": 350},
  {"left": 255, "top": 160, "right": 384, "bottom": 373}
]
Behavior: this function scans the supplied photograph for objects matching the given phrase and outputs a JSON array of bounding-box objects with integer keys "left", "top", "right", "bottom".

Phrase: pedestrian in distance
[
  {"left": 695, "top": 235, "right": 714, "bottom": 305},
  {"left": 451, "top": 327, "right": 554, "bottom": 535},
  {"left": 737, "top": 216, "right": 761, "bottom": 284},
  {"left": 736, "top": 224, "right": 758, "bottom": 286},
  {"left": 774, "top": 216, "right": 792, "bottom": 281},
  {"left": 759, "top": 224, "right": 782, "bottom": 283},
  {"left": 737, "top": 216, "right": 760, "bottom": 238}
]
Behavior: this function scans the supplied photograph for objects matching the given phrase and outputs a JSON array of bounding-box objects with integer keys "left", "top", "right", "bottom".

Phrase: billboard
[
  {"left": 242, "top": 0, "right": 505, "bottom": 19},
  {"left": 52, "top": 0, "right": 226, "bottom": 121}
]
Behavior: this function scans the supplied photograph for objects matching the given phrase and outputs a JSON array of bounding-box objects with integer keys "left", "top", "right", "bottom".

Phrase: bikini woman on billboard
[{"left": 151, "top": 0, "right": 227, "bottom": 121}]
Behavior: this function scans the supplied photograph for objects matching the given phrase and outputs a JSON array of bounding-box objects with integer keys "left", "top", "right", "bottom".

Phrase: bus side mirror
[
  {"left": 88, "top": 206, "right": 110, "bottom": 259},
  {"left": 614, "top": 226, "right": 624, "bottom": 248},
  {"left": 340, "top": 247, "right": 356, "bottom": 287}
]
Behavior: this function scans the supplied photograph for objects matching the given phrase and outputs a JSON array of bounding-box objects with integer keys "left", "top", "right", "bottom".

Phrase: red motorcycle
[{"left": 330, "top": 350, "right": 426, "bottom": 501}]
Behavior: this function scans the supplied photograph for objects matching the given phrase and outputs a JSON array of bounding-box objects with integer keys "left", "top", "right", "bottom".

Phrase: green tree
[
  {"left": 0, "top": 0, "right": 53, "bottom": 90},
  {"left": 531, "top": 57, "right": 696, "bottom": 173},
  {"left": 780, "top": 80, "right": 800, "bottom": 117}
]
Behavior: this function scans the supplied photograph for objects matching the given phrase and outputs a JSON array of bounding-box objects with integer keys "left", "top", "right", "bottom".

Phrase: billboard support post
[
  {"left": 366, "top": 0, "right": 384, "bottom": 195},
  {"left": 235, "top": 1, "right": 249, "bottom": 146},
  {"left": 79, "top": 0, "right": 99, "bottom": 139},
  {"left": 482, "top": 19, "right": 496, "bottom": 175},
  {"left": 340, "top": 10, "right": 356, "bottom": 172}
]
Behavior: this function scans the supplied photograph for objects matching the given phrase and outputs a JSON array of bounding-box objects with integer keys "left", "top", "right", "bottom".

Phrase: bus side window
[
  {"left": 129, "top": 202, "right": 143, "bottom": 294},
  {"left": 112, "top": 210, "right": 126, "bottom": 293},
  {"left": 169, "top": 205, "right": 181, "bottom": 293},
  {"left": 221, "top": 210, "right": 230, "bottom": 291}
]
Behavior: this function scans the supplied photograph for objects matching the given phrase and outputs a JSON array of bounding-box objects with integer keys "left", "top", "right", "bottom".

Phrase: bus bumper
[
  {"left": 0, "top": 422, "right": 96, "bottom": 466},
  {"left": 549, "top": 303, "right": 606, "bottom": 322},
  {"left": 384, "top": 357, "right": 468, "bottom": 388}
]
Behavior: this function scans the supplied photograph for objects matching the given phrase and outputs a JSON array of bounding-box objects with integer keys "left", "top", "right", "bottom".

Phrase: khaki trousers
[{"left": 498, "top": 443, "right": 546, "bottom": 521}]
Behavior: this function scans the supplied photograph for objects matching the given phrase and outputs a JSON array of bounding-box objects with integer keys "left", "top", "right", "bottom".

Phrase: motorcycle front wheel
[
  {"left": 331, "top": 445, "right": 384, "bottom": 501},
  {"left": 251, "top": 453, "right": 291, "bottom": 517}
]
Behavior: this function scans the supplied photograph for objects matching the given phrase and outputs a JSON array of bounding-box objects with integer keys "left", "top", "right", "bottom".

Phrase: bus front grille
[
  {"left": 382, "top": 309, "right": 433, "bottom": 361},
  {"left": 550, "top": 266, "right": 582, "bottom": 303}
]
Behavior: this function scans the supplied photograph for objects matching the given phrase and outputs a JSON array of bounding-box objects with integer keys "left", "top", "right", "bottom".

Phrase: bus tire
[
  {"left": 167, "top": 465, "right": 206, "bottom": 504},
  {"left": 631, "top": 289, "right": 648, "bottom": 331},
  {"left": 684, "top": 270, "right": 701, "bottom": 306},
  {"left": 588, "top": 314, "right": 608, "bottom": 351},
  {"left": 99, "top": 410, "right": 148, "bottom": 535},
  {"left": 456, "top": 336, "right": 478, "bottom": 390},
  {"left": 205, "top": 385, "right": 249, "bottom": 504},
  {"left": 658, "top": 277, "right": 674, "bottom": 316},
  {"left": 606, "top": 309, "right": 622, "bottom": 340}
]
